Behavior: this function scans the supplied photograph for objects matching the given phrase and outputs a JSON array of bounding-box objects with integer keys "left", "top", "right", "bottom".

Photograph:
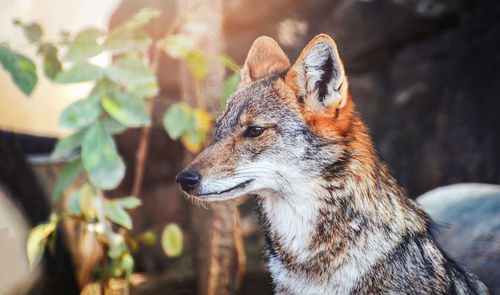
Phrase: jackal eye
[{"left": 244, "top": 126, "right": 266, "bottom": 138}]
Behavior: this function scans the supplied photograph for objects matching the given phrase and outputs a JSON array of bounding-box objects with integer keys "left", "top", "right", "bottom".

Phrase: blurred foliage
[
  {"left": 2, "top": 6, "right": 241, "bottom": 291},
  {"left": 163, "top": 102, "right": 212, "bottom": 153},
  {"left": 0, "top": 45, "right": 37, "bottom": 95},
  {"left": 221, "top": 72, "right": 240, "bottom": 105},
  {"left": 27, "top": 213, "right": 57, "bottom": 270},
  {"left": 161, "top": 223, "right": 183, "bottom": 258},
  {"left": 161, "top": 35, "right": 240, "bottom": 152}
]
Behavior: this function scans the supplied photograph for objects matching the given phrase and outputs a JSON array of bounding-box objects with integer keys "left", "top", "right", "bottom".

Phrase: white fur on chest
[
  {"left": 260, "top": 188, "right": 403, "bottom": 295},
  {"left": 261, "top": 190, "right": 318, "bottom": 262}
]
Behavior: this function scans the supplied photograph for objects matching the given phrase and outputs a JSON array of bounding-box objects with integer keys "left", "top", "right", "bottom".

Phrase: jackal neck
[{"left": 256, "top": 115, "right": 429, "bottom": 292}]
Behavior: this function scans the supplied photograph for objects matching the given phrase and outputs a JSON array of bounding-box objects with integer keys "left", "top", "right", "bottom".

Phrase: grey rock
[{"left": 417, "top": 183, "right": 500, "bottom": 294}]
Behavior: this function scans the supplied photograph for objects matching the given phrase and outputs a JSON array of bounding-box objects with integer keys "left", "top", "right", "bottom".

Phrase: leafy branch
[{"left": 1, "top": 6, "right": 241, "bottom": 291}]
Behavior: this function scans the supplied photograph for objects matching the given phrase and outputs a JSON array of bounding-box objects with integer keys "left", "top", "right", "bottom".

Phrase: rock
[{"left": 417, "top": 183, "right": 500, "bottom": 294}]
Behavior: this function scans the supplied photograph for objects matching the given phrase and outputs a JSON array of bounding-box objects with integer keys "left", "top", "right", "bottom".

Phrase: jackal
[{"left": 176, "top": 34, "right": 490, "bottom": 294}]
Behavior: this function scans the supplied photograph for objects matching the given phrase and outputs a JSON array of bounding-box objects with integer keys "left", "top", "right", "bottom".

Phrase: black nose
[{"left": 176, "top": 169, "right": 201, "bottom": 191}]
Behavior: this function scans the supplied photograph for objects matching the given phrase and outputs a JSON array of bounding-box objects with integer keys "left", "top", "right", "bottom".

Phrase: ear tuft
[
  {"left": 240, "top": 36, "right": 291, "bottom": 86},
  {"left": 286, "top": 34, "right": 348, "bottom": 111}
]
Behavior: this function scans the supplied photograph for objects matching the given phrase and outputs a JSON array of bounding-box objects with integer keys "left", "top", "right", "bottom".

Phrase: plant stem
[
  {"left": 131, "top": 44, "right": 162, "bottom": 198},
  {"left": 233, "top": 209, "right": 246, "bottom": 289},
  {"left": 101, "top": 242, "right": 109, "bottom": 294}
]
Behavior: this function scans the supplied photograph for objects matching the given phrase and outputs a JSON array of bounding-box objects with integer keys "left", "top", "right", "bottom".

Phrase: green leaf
[
  {"left": 55, "top": 61, "right": 103, "bottom": 83},
  {"left": 0, "top": 45, "right": 37, "bottom": 95},
  {"left": 81, "top": 122, "right": 125, "bottom": 190},
  {"left": 217, "top": 54, "right": 240, "bottom": 73},
  {"left": 221, "top": 73, "right": 240, "bottom": 105},
  {"left": 104, "top": 7, "right": 159, "bottom": 54},
  {"left": 68, "top": 190, "right": 81, "bottom": 215},
  {"left": 121, "top": 252, "right": 134, "bottom": 282},
  {"left": 193, "top": 108, "right": 212, "bottom": 133},
  {"left": 59, "top": 94, "right": 102, "bottom": 129},
  {"left": 139, "top": 230, "right": 157, "bottom": 246},
  {"left": 129, "top": 81, "right": 159, "bottom": 99},
  {"left": 164, "top": 103, "right": 212, "bottom": 153},
  {"left": 38, "top": 43, "right": 57, "bottom": 56},
  {"left": 51, "top": 129, "right": 86, "bottom": 158},
  {"left": 52, "top": 157, "right": 84, "bottom": 201},
  {"left": 123, "top": 7, "right": 161, "bottom": 30},
  {"left": 105, "top": 28, "right": 152, "bottom": 54},
  {"left": 23, "top": 23, "right": 43, "bottom": 43},
  {"left": 163, "top": 102, "right": 192, "bottom": 140},
  {"left": 95, "top": 77, "right": 122, "bottom": 96},
  {"left": 104, "top": 200, "right": 132, "bottom": 229},
  {"left": 163, "top": 34, "right": 195, "bottom": 59},
  {"left": 65, "top": 27, "right": 103, "bottom": 61},
  {"left": 27, "top": 232, "right": 47, "bottom": 270},
  {"left": 181, "top": 129, "right": 205, "bottom": 154},
  {"left": 186, "top": 50, "right": 208, "bottom": 80},
  {"left": 104, "top": 54, "right": 156, "bottom": 87},
  {"left": 38, "top": 43, "right": 62, "bottom": 80},
  {"left": 110, "top": 259, "right": 124, "bottom": 278},
  {"left": 102, "top": 92, "right": 150, "bottom": 127},
  {"left": 181, "top": 108, "right": 212, "bottom": 154},
  {"left": 163, "top": 103, "right": 211, "bottom": 153},
  {"left": 102, "top": 117, "right": 127, "bottom": 135},
  {"left": 161, "top": 223, "right": 183, "bottom": 257},
  {"left": 78, "top": 183, "right": 98, "bottom": 218},
  {"left": 46, "top": 220, "right": 57, "bottom": 255},
  {"left": 43, "top": 53, "right": 62, "bottom": 80},
  {"left": 27, "top": 220, "right": 57, "bottom": 270},
  {"left": 108, "top": 241, "right": 127, "bottom": 259},
  {"left": 113, "top": 196, "right": 142, "bottom": 209}
]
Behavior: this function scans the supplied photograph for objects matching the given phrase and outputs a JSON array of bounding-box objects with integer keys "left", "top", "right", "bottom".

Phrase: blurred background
[{"left": 0, "top": 0, "right": 499, "bottom": 294}]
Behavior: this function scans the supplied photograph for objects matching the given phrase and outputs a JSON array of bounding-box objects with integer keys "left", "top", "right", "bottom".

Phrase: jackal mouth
[{"left": 196, "top": 179, "right": 254, "bottom": 198}]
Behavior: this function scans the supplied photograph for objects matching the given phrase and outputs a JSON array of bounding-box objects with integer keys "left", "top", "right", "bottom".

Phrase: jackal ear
[
  {"left": 239, "top": 36, "right": 291, "bottom": 87},
  {"left": 286, "top": 34, "right": 348, "bottom": 111}
]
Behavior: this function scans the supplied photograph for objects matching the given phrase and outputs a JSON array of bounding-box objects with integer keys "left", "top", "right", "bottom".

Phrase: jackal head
[{"left": 177, "top": 34, "right": 358, "bottom": 201}]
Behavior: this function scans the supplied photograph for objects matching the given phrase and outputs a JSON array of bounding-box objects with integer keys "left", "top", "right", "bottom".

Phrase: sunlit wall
[{"left": 0, "top": 0, "right": 121, "bottom": 137}]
